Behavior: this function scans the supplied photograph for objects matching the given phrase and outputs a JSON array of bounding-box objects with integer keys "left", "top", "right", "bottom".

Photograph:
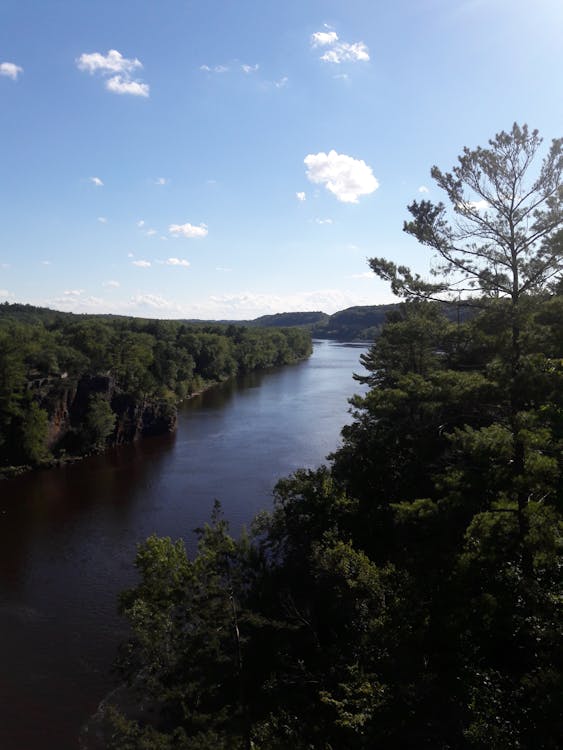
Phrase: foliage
[
  {"left": 370, "top": 123, "right": 563, "bottom": 304},
  {"left": 0, "top": 305, "right": 312, "bottom": 468},
  {"left": 112, "top": 126, "right": 563, "bottom": 749},
  {"left": 84, "top": 393, "right": 116, "bottom": 451}
]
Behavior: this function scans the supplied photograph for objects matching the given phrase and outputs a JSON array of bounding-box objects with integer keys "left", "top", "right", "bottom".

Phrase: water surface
[{"left": 0, "top": 340, "right": 367, "bottom": 749}]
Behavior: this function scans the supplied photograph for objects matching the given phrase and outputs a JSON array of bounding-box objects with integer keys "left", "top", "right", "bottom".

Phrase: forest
[
  {"left": 0, "top": 308, "right": 311, "bottom": 471},
  {"left": 95, "top": 125, "right": 563, "bottom": 749}
]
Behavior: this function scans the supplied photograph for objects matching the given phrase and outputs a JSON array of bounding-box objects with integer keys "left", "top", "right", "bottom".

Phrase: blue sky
[{"left": 1, "top": 0, "right": 561, "bottom": 319}]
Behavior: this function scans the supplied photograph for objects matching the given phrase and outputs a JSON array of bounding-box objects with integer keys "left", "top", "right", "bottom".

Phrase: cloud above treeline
[
  {"left": 304, "top": 150, "right": 379, "bottom": 203},
  {"left": 0, "top": 62, "right": 23, "bottom": 80},
  {"left": 42, "top": 287, "right": 376, "bottom": 319},
  {"left": 311, "top": 28, "right": 370, "bottom": 64},
  {"left": 76, "top": 49, "right": 149, "bottom": 97}
]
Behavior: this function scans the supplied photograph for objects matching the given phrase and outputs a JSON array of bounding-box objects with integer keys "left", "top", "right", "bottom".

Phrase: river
[{"left": 0, "top": 339, "right": 368, "bottom": 750}]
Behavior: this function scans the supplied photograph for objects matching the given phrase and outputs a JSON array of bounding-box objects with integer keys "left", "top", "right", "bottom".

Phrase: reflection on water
[{"left": 0, "top": 340, "right": 367, "bottom": 750}]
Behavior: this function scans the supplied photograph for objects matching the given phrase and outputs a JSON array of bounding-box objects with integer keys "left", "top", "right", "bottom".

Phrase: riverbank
[{"left": 0, "top": 341, "right": 365, "bottom": 750}]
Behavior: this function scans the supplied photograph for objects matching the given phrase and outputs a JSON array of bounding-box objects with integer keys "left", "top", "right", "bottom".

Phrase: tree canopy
[
  {"left": 106, "top": 126, "right": 563, "bottom": 749},
  {"left": 370, "top": 123, "right": 563, "bottom": 303}
]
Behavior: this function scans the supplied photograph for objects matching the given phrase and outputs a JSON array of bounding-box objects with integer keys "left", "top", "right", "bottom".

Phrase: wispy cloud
[
  {"left": 261, "top": 75, "right": 289, "bottom": 90},
  {"left": 90, "top": 176, "right": 104, "bottom": 187},
  {"left": 77, "top": 49, "right": 149, "bottom": 97},
  {"left": 201, "top": 62, "right": 259, "bottom": 75},
  {"left": 155, "top": 177, "right": 168, "bottom": 185},
  {"left": 169, "top": 222, "right": 208, "bottom": 239},
  {"left": 349, "top": 271, "right": 374, "bottom": 279},
  {"left": 0, "top": 62, "right": 23, "bottom": 80},
  {"left": 103, "top": 280, "right": 120, "bottom": 288},
  {"left": 132, "top": 259, "right": 151, "bottom": 267},
  {"left": 137, "top": 220, "right": 145, "bottom": 228},
  {"left": 304, "top": 150, "right": 379, "bottom": 203},
  {"left": 200, "top": 64, "right": 230, "bottom": 73},
  {"left": 165, "top": 258, "right": 190, "bottom": 267},
  {"left": 296, "top": 192, "right": 306, "bottom": 202},
  {"left": 418, "top": 185, "right": 429, "bottom": 193},
  {"left": 311, "top": 28, "right": 369, "bottom": 64},
  {"left": 315, "top": 218, "right": 333, "bottom": 225},
  {"left": 97, "top": 216, "right": 108, "bottom": 223}
]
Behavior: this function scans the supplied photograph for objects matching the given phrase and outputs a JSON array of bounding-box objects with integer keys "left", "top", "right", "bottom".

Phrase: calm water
[{"left": 0, "top": 340, "right": 367, "bottom": 750}]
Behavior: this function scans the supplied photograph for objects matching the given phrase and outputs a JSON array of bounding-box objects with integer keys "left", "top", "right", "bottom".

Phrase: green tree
[
  {"left": 84, "top": 393, "right": 116, "bottom": 451},
  {"left": 18, "top": 399, "right": 50, "bottom": 464}
]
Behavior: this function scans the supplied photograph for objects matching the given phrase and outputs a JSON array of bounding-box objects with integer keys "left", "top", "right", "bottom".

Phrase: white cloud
[
  {"left": 320, "top": 42, "right": 369, "bottom": 64},
  {"left": 155, "top": 177, "right": 168, "bottom": 185},
  {"left": 418, "top": 185, "right": 429, "bottom": 193},
  {"left": 467, "top": 199, "right": 489, "bottom": 211},
  {"left": 311, "top": 29, "right": 369, "bottom": 64},
  {"left": 63, "top": 289, "right": 84, "bottom": 296},
  {"left": 103, "top": 280, "right": 120, "bottom": 288},
  {"left": 90, "top": 176, "right": 104, "bottom": 187},
  {"left": 458, "top": 199, "right": 490, "bottom": 213},
  {"left": 41, "top": 260, "right": 51, "bottom": 265},
  {"left": 50, "top": 294, "right": 106, "bottom": 310},
  {"left": 132, "top": 260, "right": 151, "bottom": 267},
  {"left": 41, "top": 285, "right": 386, "bottom": 319},
  {"left": 77, "top": 50, "right": 149, "bottom": 97},
  {"left": 137, "top": 220, "right": 145, "bottom": 228},
  {"left": 165, "top": 257, "right": 190, "bottom": 267},
  {"left": 311, "top": 31, "right": 339, "bottom": 47},
  {"left": 200, "top": 64, "right": 229, "bottom": 73},
  {"left": 132, "top": 293, "right": 178, "bottom": 310},
  {"left": 0, "top": 289, "right": 14, "bottom": 299},
  {"left": 106, "top": 75, "right": 149, "bottom": 97},
  {"left": 241, "top": 63, "right": 259, "bottom": 73},
  {"left": 216, "top": 266, "right": 232, "bottom": 272},
  {"left": 169, "top": 222, "right": 208, "bottom": 239},
  {"left": 304, "top": 150, "right": 379, "bottom": 203},
  {"left": 145, "top": 228, "right": 157, "bottom": 237},
  {"left": 315, "top": 218, "right": 333, "bottom": 224},
  {"left": 296, "top": 191, "right": 306, "bottom": 202},
  {"left": 77, "top": 49, "right": 142, "bottom": 75},
  {"left": 97, "top": 216, "right": 107, "bottom": 223},
  {"left": 349, "top": 271, "right": 374, "bottom": 279},
  {"left": 206, "top": 288, "right": 372, "bottom": 317},
  {"left": 127, "top": 252, "right": 135, "bottom": 258},
  {"left": 274, "top": 76, "right": 288, "bottom": 88},
  {"left": 0, "top": 62, "right": 23, "bottom": 80}
]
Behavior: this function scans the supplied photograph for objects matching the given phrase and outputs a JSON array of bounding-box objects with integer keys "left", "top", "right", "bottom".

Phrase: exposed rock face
[
  {"left": 111, "top": 392, "right": 177, "bottom": 444},
  {"left": 46, "top": 375, "right": 177, "bottom": 454}
]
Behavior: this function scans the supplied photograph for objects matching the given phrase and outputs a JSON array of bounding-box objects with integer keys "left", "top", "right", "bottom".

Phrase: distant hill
[
  {"left": 248, "top": 311, "right": 329, "bottom": 328},
  {"left": 311, "top": 304, "right": 398, "bottom": 340},
  {"left": 1, "top": 300, "right": 470, "bottom": 342}
]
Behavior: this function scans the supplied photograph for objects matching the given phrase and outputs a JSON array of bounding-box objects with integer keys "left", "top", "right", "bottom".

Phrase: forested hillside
[
  {"left": 0, "top": 306, "right": 311, "bottom": 472},
  {"left": 100, "top": 125, "right": 563, "bottom": 749}
]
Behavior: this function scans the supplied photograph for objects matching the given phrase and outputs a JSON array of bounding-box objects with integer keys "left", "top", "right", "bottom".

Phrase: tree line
[
  {"left": 0, "top": 310, "right": 312, "bottom": 469},
  {"left": 103, "top": 125, "right": 563, "bottom": 749}
]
